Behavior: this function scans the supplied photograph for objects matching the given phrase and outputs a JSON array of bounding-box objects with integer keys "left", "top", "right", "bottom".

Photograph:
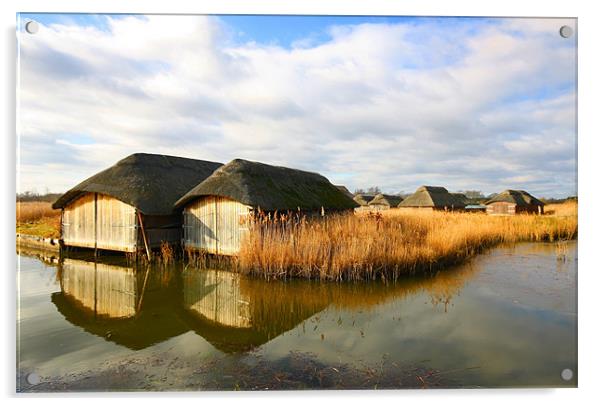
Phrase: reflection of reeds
[
  {"left": 181, "top": 260, "right": 480, "bottom": 339},
  {"left": 555, "top": 240, "right": 569, "bottom": 262},
  {"left": 238, "top": 205, "right": 577, "bottom": 281}
]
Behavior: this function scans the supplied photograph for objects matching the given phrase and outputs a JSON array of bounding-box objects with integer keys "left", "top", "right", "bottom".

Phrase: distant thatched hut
[
  {"left": 368, "top": 194, "right": 403, "bottom": 211},
  {"left": 52, "top": 153, "right": 222, "bottom": 254},
  {"left": 353, "top": 194, "right": 376, "bottom": 207},
  {"left": 174, "top": 159, "right": 358, "bottom": 255},
  {"left": 397, "top": 186, "right": 466, "bottom": 211},
  {"left": 485, "top": 190, "right": 544, "bottom": 215}
]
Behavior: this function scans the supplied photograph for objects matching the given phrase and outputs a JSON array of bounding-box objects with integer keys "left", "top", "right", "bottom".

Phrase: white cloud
[{"left": 17, "top": 16, "right": 577, "bottom": 197}]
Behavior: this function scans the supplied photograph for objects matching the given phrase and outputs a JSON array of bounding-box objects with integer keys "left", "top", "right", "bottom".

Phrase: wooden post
[
  {"left": 94, "top": 193, "right": 98, "bottom": 257},
  {"left": 214, "top": 197, "right": 219, "bottom": 255},
  {"left": 59, "top": 209, "right": 64, "bottom": 258},
  {"left": 137, "top": 211, "right": 152, "bottom": 261}
]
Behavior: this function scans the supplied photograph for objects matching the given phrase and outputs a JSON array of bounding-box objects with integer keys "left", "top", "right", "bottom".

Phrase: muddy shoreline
[{"left": 18, "top": 351, "right": 459, "bottom": 392}]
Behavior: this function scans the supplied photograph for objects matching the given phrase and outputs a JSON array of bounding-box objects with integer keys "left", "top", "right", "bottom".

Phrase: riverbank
[{"left": 16, "top": 200, "right": 577, "bottom": 281}]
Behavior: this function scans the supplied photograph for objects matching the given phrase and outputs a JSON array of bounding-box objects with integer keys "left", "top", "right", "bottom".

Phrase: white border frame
[{"left": 3, "top": 1, "right": 600, "bottom": 405}]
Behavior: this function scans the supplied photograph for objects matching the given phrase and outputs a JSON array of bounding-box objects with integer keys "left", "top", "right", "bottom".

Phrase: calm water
[{"left": 16, "top": 242, "right": 577, "bottom": 391}]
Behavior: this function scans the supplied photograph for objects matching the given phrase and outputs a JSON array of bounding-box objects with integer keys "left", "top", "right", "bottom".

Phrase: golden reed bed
[
  {"left": 16, "top": 201, "right": 61, "bottom": 238},
  {"left": 237, "top": 201, "right": 577, "bottom": 281},
  {"left": 16, "top": 200, "right": 577, "bottom": 281}
]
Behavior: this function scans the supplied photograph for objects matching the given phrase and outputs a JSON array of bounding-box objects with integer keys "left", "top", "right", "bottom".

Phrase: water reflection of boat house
[
  {"left": 52, "top": 258, "right": 188, "bottom": 350},
  {"left": 49, "top": 254, "right": 481, "bottom": 354},
  {"left": 181, "top": 269, "right": 329, "bottom": 353}
]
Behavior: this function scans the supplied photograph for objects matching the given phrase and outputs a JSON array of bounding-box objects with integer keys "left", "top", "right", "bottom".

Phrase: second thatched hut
[
  {"left": 174, "top": 159, "right": 358, "bottom": 255},
  {"left": 485, "top": 190, "right": 544, "bottom": 215},
  {"left": 397, "top": 186, "right": 466, "bottom": 211},
  {"left": 368, "top": 194, "right": 403, "bottom": 211}
]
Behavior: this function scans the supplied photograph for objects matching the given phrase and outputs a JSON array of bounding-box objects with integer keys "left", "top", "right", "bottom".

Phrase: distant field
[
  {"left": 238, "top": 201, "right": 577, "bottom": 281},
  {"left": 16, "top": 201, "right": 61, "bottom": 238}
]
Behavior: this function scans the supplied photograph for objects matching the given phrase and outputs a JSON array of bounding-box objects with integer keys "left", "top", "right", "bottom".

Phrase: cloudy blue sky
[{"left": 17, "top": 14, "right": 576, "bottom": 197}]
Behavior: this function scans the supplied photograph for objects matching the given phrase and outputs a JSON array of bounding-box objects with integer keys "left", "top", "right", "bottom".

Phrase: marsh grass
[
  {"left": 159, "top": 241, "right": 175, "bottom": 265},
  {"left": 237, "top": 202, "right": 577, "bottom": 281},
  {"left": 16, "top": 201, "right": 61, "bottom": 238}
]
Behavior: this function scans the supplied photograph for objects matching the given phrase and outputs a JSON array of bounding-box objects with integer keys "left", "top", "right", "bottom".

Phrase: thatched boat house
[
  {"left": 368, "top": 193, "right": 403, "bottom": 211},
  {"left": 174, "top": 159, "right": 358, "bottom": 255},
  {"left": 52, "top": 153, "right": 222, "bottom": 254},
  {"left": 336, "top": 185, "right": 354, "bottom": 199},
  {"left": 485, "top": 190, "right": 544, "bottom": 215},
  {"left": 398, "top": 186, "right": 466, "bottom": 211}
]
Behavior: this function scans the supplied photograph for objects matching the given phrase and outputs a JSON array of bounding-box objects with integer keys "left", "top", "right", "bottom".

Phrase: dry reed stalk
[
  {"left": 237, "top": 205, "right": 577, "bottom": 281},
  {"left": 159, "top": 241, "right": 175, "bottom": 265},
  {"left": 16, "top": 201, "right": 59, "bottom": 223},
  {"left": 16, "top": 201, "right": 61, "bottom": 238}
]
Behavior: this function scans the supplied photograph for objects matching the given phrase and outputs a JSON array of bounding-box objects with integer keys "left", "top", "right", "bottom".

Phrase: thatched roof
[
  {"left": 53, "top": 153, "right": 222, "bottom": 215},
  {"left": 451, "top": 193, "right": 470, "bottom": 205},
  {"left": 485, "top": 190, "right": 544, "bottom": 206},
  {"left": 368, "top": 193, "right": 403, "bottom": 207},
  {"left": 353, "top": 194, "right": 376, "bottom": 206},
  {"left": 175, "top": 159, "right": 358, "bottom": 211},
  {"left": 335, "top": 185, "right": 354, "bottom": 199},
  {"left": 398, "top": 186, "right": 466, "bottom": 208}
]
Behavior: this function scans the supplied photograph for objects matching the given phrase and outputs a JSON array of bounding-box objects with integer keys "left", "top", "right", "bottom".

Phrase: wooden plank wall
[
  {"left": 96, "top": 194, "right": 137, "bottom": 251},
  {"left": 60, "top": 258, "right": 137, "bottom": 318},
  {"left": 62, "top": 193, "right": 96, "bottom": 249},
  {"left": 62, "top": 193, "right": 137, "bottom": 252},
  {"left": 183, "top": 196, "right": 251, "bottom": 255},
  {"left": 182, "top": 269, "right": 251, "bottom": 328},
  {"left": 486, "top": 202, "right": 516, "bottom": 215}
]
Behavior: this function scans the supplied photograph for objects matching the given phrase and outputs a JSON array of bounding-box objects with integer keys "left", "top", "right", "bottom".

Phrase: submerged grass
[{"left": 237, "top": 202, "right": 577, "bottom": 281}]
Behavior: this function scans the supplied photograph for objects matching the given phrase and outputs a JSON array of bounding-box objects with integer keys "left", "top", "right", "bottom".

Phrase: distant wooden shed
[
  {"left": 485, "top": 190, "right": 544, "bottom": 215},
  {"left": 368, "top": 194, "right": 403, "bottom": 211},
  {"left": 398, "top": 186, "right": 466, "bottom": 211},
  {"left": 52, "top": 153, "right": 222, "bottom": 254},
  {"left": 174, "top": 159, "right": 359, "bottom": 255}
]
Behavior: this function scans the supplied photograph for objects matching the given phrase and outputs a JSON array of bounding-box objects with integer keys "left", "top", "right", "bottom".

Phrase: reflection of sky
[
  {"left": 259, "top": 242, "right": 577, "bottom": 387},
  {"left": 17, "top": 242, "right": 577, "bottom": 387}
]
